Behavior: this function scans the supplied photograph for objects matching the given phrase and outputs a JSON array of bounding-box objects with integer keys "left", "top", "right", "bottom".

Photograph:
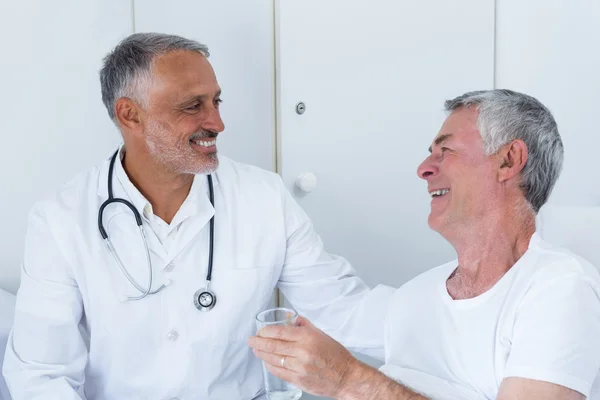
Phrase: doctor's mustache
[{"left": 190, "top": 131, "right": 218, "bottom": 141}]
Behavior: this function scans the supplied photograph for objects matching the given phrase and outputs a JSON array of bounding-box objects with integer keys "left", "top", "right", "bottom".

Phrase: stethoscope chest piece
[{"left": 194, "top": 286, "right": 217, "bottom": 311}]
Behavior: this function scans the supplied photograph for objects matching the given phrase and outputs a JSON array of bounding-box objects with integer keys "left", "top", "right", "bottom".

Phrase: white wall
[
  {"left": 496, "top": 0, "right": 600, "bottom": 207},
  {"left": 0, "top": 0, "right": 131, "bottom": 294}
]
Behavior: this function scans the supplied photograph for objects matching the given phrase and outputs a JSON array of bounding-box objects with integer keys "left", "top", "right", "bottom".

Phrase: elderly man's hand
[{"left": 247, "top": 315, "right": 358, "bottom": 399}]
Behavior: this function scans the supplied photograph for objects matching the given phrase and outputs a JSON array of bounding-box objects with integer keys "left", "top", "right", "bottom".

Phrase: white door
[{"left": 277, "top": 2, "right": 494, "bottom": 397}]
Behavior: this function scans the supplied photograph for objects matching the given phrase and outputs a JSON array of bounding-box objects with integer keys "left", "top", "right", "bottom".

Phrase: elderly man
[
  {"left": 2, "top": 33, "right": 393, "bottom": 399},
  {"left": 249, "top": 89, "right": 600, "bottom": 399}
]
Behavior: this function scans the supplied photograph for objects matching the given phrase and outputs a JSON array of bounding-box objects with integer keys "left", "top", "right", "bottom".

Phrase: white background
[{"left": 496, "top": 0, "right": 600, "bottom": 207}]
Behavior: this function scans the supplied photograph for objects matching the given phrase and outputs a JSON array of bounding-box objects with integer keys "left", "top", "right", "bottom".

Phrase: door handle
[{"left": 295, "top": 172, "right": 317, "bottom": 193}]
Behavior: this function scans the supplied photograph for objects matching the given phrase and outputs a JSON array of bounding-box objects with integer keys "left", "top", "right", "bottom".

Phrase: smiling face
[
  {"left": 417, "top": 106, "right": 503, "bottom": 236},
  {"left": 140, "top": 50, "right": 225, "bottom": 174}
]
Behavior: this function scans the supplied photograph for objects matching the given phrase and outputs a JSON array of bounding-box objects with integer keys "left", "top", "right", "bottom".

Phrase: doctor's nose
[
  {"left": 417, "top": 156, "right": 438, "bottom": 181},
  {"left": 203, "top": 106, "right": 225, "bottom": 133}
]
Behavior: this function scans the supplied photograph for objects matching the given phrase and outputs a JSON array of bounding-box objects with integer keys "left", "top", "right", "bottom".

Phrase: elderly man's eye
[
  {"left": 185, "top": 103, "right": 201, "bottom": 111},
  {"left": 214, "top": 98, "right": 223, "bottom": 107}
]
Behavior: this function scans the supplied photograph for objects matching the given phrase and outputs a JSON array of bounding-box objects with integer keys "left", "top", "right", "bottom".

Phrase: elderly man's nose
[{"left": 417, "top": 158, "right": 437, "bottom": 180}]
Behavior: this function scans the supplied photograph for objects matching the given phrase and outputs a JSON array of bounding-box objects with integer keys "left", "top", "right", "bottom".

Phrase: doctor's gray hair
[
  {"left": 100, "top": 32, "right": 210, "bottom": 124},
  {"left": 445, "top": 89, "right": 563, "bottom": 213}
]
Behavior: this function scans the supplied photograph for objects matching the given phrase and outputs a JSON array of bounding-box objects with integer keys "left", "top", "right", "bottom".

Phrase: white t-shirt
[{"left": 380, "top": 233, "right": 600, "bottom": 399}]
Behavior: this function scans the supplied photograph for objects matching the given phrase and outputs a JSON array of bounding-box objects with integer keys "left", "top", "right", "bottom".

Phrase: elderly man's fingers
[
  {"left": 247, "top": 336, "right": 298, "bottom": 356},
  {"left": 294, "top": 315, "right": 315, "bottom": 329},
  {"left": 252, "top": 349, "right": 300, "bottom": 372},
  {"left": 257, "top": 324, "right": 304, "bottom": 341},
  {"left": 264, "top": 363, "right": 299, "bottom": 387}
]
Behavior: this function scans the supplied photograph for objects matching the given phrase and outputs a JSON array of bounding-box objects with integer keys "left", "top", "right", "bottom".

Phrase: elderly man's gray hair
[
  {"left": 445, "top": 89, "right": 563, "bottom": 213},
  {"left": 100, "top": 32, "right": 210, "bottom": 123}
]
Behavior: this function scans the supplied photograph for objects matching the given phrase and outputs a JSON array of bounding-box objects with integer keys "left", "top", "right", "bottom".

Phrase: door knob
[{"left": 295, "top": 173, "right": 317, "bottom": 193}]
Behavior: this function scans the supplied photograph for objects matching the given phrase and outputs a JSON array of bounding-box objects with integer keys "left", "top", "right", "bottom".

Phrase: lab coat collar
[
  {"left": 96, "top": 145, "right": 222, "bottom": 208},
  {"left": 114, "top": 147, "right": 209, "bottom": 224},
  {"left": 114, "top": 146, "right": 157, "bottom": 220}
]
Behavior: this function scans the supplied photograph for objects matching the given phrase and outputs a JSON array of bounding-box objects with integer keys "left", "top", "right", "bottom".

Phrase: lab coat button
[{"left": 166, "top": 330, "right": 179, "bottom": 341}]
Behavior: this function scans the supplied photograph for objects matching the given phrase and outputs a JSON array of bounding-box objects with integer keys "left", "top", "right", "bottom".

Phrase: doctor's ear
[
  {"left": 114, "top": 98, "right": 143, "bottom": 135},
  {"left": 497, "top": 139, "right": 528, "bottom": 183}
]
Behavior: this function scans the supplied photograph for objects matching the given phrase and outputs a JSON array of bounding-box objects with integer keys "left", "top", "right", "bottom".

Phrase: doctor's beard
[{"left": 144, "top": 118, "right": 219, "bottom": 175}]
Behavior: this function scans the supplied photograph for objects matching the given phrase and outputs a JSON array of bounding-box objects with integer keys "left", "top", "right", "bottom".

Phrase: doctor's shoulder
[
  {"left": 27, "top": 160, "right": 106, "bottom": 229},
  {"left": 217, "top": 155, "right": 290, "bottom": 200}
]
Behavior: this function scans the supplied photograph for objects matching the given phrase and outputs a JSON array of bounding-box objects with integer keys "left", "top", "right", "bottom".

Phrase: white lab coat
[{"left": 2, "top": 149, "right": 394, "bottom": 400}]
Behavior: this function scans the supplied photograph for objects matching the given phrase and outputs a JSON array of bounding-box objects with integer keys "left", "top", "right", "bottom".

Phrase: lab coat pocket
[
  {"left": 187, "top": 334, "right": 265, "bottom": 399},
  {"left": 230, "top": 249, "right": 283, "bottom": 270},
  {"left": 186, "top": 267, "right": 279, "bottom": 341}
]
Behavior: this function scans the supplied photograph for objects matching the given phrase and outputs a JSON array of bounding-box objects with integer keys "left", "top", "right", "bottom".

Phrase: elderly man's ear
[{"left": 497, "top": 140, "right": 528, "bottom": 183}]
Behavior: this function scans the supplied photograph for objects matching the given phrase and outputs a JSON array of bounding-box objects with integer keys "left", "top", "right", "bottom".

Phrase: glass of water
[{"left": 255, "top": 307, "right": 303, "bottom": 400}]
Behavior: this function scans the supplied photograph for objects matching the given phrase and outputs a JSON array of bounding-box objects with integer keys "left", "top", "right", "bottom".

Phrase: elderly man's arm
[
  {"left": 349, "top": 369, "right": 584, "bottom": 400},
  {"left": 336, "top": 362, "right": 428, "bottom": 400},
  {"left": 248, "top": 316, "right": 427, "bottom": 400}
]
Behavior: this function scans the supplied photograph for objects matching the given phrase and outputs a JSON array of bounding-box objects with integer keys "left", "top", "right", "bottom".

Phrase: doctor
[{"left": 2, "top": 32, "right": 393, "bottom": 399}]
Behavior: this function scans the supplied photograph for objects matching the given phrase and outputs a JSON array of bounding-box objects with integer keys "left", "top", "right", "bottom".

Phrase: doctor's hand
[{"left": 247, "top": 315, "right": 362, "bottom": 399}]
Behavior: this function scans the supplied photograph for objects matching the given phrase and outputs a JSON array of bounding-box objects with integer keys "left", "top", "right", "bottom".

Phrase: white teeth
[
  {"left": 193, "top": 139, "right": 216, "bottom": 147},
  {"left": 430, "top": 189, "right": 449, "bottom": 198}
]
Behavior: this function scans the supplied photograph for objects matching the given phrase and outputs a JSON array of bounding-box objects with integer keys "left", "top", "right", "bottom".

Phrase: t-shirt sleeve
[{"left": 503, "top": 274, "right": 600, "bottom": 398}]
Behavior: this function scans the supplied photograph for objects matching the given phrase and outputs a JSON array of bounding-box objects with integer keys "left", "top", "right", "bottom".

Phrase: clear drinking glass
[{"left": 255, "top": 307, "right": 303, "bottom": 400}]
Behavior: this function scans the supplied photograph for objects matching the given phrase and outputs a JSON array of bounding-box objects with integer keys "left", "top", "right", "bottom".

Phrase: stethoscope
[{"left": 98, "top": 150, "right": 217, "bottom": 311}]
